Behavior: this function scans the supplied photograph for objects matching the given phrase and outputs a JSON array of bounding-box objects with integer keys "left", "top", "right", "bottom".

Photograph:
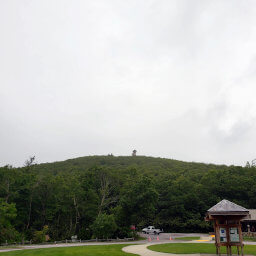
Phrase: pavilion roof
[
  {"left": 242, "top": 209, "right": 256, "bottom": 221},
  {"left": 207, "top": 199, "right": 249, "bottom": 215}
]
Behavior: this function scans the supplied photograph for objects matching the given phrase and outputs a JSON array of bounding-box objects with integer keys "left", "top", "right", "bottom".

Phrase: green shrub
[
  {"left": 33, "top": 225, "right": 49, "bottom": 243},
  {"left": 91, "top": 213, "right": 117, "bottom": 239}
]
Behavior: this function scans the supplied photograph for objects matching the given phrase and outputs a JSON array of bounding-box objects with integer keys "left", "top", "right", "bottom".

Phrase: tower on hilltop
[{"left": 132, "top": 150, "right": 137, "bottom": 156}]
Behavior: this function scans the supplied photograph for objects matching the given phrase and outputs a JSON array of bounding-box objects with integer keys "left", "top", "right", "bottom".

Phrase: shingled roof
[
  {"left": 242, "top": 209, "right": 256, "bottom": 221},
  {"left": 207, "top": 199, "right": 249, "bottom": 216}
]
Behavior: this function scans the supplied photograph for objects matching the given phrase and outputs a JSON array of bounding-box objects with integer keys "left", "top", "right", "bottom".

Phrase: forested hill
[
  {"left": 1, "top": 155, "right": 256, "bottom": 243},
  {"left": 34, "top": 155, "right": 229, "bottom": 174}
]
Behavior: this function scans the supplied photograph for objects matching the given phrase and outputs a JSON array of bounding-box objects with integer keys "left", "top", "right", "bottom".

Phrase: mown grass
[
  {"left": 0, "top": 247, "right": 22, "bottom": 250},
  {"left": 0, "top": 244, "right": 138, "bottom": 256},
  {"left": 175, "top": 237, "right": 200, "bottom": 241},
  {"left": 136, "top": 236, "right": 147, "bottom": 241},
  {"left": 244, "top": 236, "right": 256, "bottom": 242},
  {"left": 148, "top": 243, "right": 256, "bottom": 255}
]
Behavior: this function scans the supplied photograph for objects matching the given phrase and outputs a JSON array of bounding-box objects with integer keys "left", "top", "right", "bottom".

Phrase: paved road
[{"left": 138, "top": 233, "right": 209, "bottom": 242}]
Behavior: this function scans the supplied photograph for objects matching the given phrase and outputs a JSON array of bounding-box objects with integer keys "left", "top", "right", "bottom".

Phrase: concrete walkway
[
  {"left": 122, "top": 243, "right": 216, "bottom": 256},
  {"left": 123, "top": 243, "right": 170, "bottom": 255},
  {"left": 122, "top": 242, "right": 256, "bottom": 256}
]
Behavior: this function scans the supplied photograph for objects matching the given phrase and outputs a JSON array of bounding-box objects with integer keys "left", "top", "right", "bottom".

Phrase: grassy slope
[
  {"left": 0, "top": 245, "right": 138, "bottom": 256},
  {"left": 148, "top": 243, "right": 256, "bottom": 255}
]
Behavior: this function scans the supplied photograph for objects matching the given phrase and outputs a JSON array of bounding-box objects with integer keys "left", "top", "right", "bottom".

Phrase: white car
[{"left": 142, "top": 226, "right": 163, "bottom": 235}]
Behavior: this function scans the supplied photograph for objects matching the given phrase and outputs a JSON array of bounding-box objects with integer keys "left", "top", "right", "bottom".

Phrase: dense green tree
[
  {"left": 120, "top": 175, "right": 158, "bottom": 228},
  {"left": 0, "top": 199, "right": 19, "bottom": 243},
  {"left": 0, "top": 155, "right": 255, "bottom": 242}
]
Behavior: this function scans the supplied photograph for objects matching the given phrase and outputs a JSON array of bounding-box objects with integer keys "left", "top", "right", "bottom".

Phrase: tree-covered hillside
[{"left": 0, "top": 155, "right": 255, "bottom": 243}]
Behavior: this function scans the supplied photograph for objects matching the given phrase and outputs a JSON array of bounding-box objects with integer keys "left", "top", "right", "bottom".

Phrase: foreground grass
[
  {"left": 0, "top": 244, "right": 138, "bottom": 256},
  {"left": 175, "top": 237, "right": 200, "bottom": 241},
  {"left": 148, "top": 243, "right": 256, "bottom": 255}
]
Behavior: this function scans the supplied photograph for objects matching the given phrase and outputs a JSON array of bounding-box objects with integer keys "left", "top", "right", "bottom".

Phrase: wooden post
[
  {"left": 226, "top": 226, "right": 230, "bottom": 256},
  {"left": 238, "top": 222, "right": 244, "bottom": 256},
  {"left": 216, "top": 244, "right": 219, "bottom": 256},
  {"left": 214, "top": 221, "right": 218, "bottom": 255},
  {"left": 215, "top": 220, "right": 221, "bottom": 256},
  {"left": 217, "top": 246, "right": 221, "bottom": 256}
]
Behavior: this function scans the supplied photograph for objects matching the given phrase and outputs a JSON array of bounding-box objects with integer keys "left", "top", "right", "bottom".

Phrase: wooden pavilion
[
  {"left": 242, "top": 209, "right": 256, "bottom": 234},
  {"left": 205, "top": 199, "right": 250, "bottom": 256}
]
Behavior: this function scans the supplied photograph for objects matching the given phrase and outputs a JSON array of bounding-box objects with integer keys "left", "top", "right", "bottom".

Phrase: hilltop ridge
[{"left": 32, "top": 155, "right": 230, "bottom": 175}]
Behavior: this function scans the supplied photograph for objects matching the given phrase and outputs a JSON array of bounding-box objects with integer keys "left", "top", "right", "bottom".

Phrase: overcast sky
[{"left": 1, "top": 0, "right": 256, "bottom": 167}]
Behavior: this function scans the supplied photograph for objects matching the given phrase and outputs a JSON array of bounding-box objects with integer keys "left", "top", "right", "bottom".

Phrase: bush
[
  {"left": 33, "top": 225, "right": 49, "bottom": 243},
  {"left": 91, "top": 213, "right": 117, "bottom": 239},
  {"left": 0, "top": 227, "right": 21, "bottom": 243}
]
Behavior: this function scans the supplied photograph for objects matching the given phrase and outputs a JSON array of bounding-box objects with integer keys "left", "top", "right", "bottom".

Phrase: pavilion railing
[{"left": 242, "top": 232, "right": 256, "bottom": 238}]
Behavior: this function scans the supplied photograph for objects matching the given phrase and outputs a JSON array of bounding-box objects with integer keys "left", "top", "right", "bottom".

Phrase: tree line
[{"left": 0, "top": 155, "right": 255, "bottom": 243}]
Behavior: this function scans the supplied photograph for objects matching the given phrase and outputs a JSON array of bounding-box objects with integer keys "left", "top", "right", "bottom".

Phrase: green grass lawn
[
  {"left": 148, "top": 243, "right": 256, "bottom": 255},
  {"left": 0, "top": 244, "right": 138, "bottom": 256},
  {"left": 244, "top": 236, "right": 256, "bottom": 242},
  {"left": 0, "top": 247, "right": 22, "bottom": 250},
  {"left": 175, "top": 237, "right": 200, "bottom": 241},
  {"left": 136, "top": 236, "right": 147, "bottom": 241}
]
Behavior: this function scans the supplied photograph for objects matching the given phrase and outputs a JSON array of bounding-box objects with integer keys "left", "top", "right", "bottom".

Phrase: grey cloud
[{"left": 1, "top": 0, "right": 256, "bottom": 166}]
